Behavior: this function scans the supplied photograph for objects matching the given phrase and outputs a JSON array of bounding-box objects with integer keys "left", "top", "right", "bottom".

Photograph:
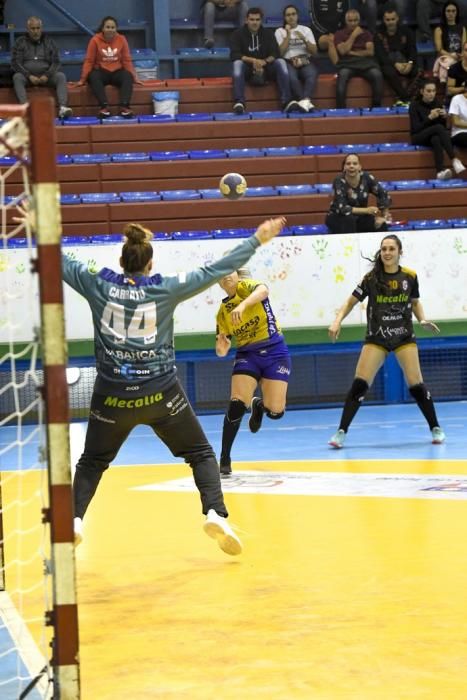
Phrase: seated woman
[
  {"left": 275, "top": 4, "right": 319, "bottom": 112},
  {"left": 76, "top": 15, "right": 142, "bottom": 119},
  {"left": 409, "top": 78, "right": 466, "bottom": 178},
  {"left": 325, "top": 153, "right": 392, "bottom": 235},
  {"left": 433, "top": 1, "right": 466, "bottom": 85},
  {"left": 448, "top": 84, "right": 467, "bottom": 151}
]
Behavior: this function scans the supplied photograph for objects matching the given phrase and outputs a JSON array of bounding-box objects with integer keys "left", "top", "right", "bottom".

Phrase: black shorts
[{"left": 364, "top": 337, "right": 417, "bottom": 354}]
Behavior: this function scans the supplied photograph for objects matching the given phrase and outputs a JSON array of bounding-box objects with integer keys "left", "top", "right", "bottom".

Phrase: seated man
[
  {"left": 11, "top": 16, "right": 72, "bottom": 119},
  {"left": 229, "top": 6, "right": 299, "bottom": 114},
  {"left": 447, "top": 40, "right": 467, "bottom": 99},
  {"left": 354, "top": 0, "right": 407, "bottom": 34},
  {"left": 202, "top": 0, "right": 249, "bottom": 49},
  {"left": 334, "top": 9, "right": 383, "bottom": 108},
  {"left": 310, "top": 0, "right": 349, "bottom": 64},
  {"left": 374, "top": 3, "right": 420, "bottom": 106}
]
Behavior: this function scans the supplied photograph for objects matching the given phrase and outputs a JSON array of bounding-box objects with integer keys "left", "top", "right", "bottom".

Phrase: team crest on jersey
[{"left": 402, "top": 280, "right": 408, "bottom": 290}]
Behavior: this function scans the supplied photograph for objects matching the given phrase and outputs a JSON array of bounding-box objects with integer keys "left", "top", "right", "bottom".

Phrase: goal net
[{"left": 0, "top": 100, "right": 79, "bottom": 699}]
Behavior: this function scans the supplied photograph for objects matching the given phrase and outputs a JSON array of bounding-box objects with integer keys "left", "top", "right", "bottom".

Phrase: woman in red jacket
[{"left": 76, "top": 15, "right": 142, "bottom": 119}]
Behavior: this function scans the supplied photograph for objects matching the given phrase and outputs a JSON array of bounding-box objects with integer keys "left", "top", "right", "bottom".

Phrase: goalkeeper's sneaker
[
  {"left": 74, "top": 517, "right": 83, "bottom": 546},
  {"left": 431, "top": 426, "right": 445, "bottom": 444},
  {"left": 329, "top": 429, "right": 346, "bottom": 448},
  {"left": 203, "top": 509, "right": 242, "bottom": 556},
  {"left": 249, "top": 396, "right": 264, "bottom": 433}
]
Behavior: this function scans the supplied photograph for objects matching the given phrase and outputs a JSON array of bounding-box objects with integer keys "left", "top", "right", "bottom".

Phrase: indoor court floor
[{"left": 2, "top": 401, "right": 467, "bottom": 699}]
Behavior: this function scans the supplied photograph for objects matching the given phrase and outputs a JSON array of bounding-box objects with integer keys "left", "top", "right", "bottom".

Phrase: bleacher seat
[
  {"left": 104, "top": 116, "right": 139, "bottom": 124},
  {"left": 315, "top": 184, "right": 333, "bottom": 193},
  {"left": 119, "top": 192, "right": 161, "bottom": 202},
  {"left": 250, "top": 111, "right": 286, "bottom": 120},
  {"left": 188, "top": 149, "right": 226, "bottom": 159},
  {"left": 302, "top": 145, "right": 340, "bottom": 155},
  {"left": 64, "top": 116, "right": 100, "bottom": 125},
  {"left": 448, "top": 218, "right": 467, "bottom": 227},
  {"left": 198, "top": 189, "right": 223, "bottom": 199},
  {"left": 264, "top": 147, "right": 302, "bottom": 157},
  {"left": 245, "top": 186, "right": 277, "bottom": 197},
  {"left": 323, "top": 108, "right": 360, "bottom": 117},
  {"left": 72, "top": 154, "right": 111, "bottom": 164},
  {"left": 57, "top": 155, "right": 73, "bottom": 164},
  {"left": 340, "top": 144, "right": 379, "bottom": 153},
  {"left": 411, "top": 219, "right": 448, "bottom": 229},
  {"left": 293, "top": 224, "right": 328, "bottom": 235},
  {"left": 176, "top": 113, "right": 213, "bottom": 121},
  {"left": 361, "top": 107, "right": 396, "bottom": 115},
  {"left": 159, "top": 190, "right": 201, "bottom": 200},
  {"left": 431, "top": 179, "right": 467, "bottom": 189},
  {"left": 80, "top": 193, "right": 120, "bottom": 203},
  {"left": 0, "top": 156, "right": 17, "bottom": 166},
  {"left": 225, "top": 148, "right": 265, "bottom": 158},
  {"left": 111, "top": 153, "right": 151, "bottom": 162},
  {"left": 61, "top": 194, "right": 81, "bottom": 205},
  {"left": 212, "top": 228, "right": 251, "bottom": 238},
  {"left": 213, "top": 112, "right": 251, "bottom": 121},
  {"left": 172, "top": 230, "right": 212, "bottom": 239},
  {"left": 138, "top": 115, "right": 175, "bottom": 123},
  {"left": 150, "top": 151, "right": 189, "bottom": 161},
  {"left": 392, "top": 180, "right": 433, "bottom": 190},
  {"left": 277, "top": 185, "right": 316, "bottom": 196},
  {"left": 378, "top": 143, "right": 416, "bottom": 152}
]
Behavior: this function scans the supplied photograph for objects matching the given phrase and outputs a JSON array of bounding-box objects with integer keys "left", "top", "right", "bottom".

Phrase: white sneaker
[
  {"left": 436, "top": 168, "right": 453, "bottom": 180},
  {"left": 452, "top": 158, "right": 466, "bottom": 175},
  {"left": 431, "top": 426, "right": 445, "bottom": 444},
  {"left": 74, "top": 517, "right": 83, "bottom": 546},
  {"left": 59, "top": 106, "right": 73, "bottom": 119},
  {"left": 203, "top": 509, "right": 242, "bottom": 556},
  {"left": 329, "top": 429, "right": 346, "bottom": 448},
  {"left": 298, "top": 98, "right": 314, "bottom": 112}
]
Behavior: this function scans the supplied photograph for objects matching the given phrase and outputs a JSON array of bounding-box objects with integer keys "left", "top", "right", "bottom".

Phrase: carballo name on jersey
[
  {"left": 104, "top": 393, "right": 163, "bottom": 408},
  {"left": 109, "top": 286, "right": 147, "bottom": 301}
]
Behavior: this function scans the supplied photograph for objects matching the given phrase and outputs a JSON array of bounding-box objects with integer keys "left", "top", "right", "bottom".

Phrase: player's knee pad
[
  {"left": 409, "top": 383, "right": 430, "bottom": 402},
  {"left": 348, "top": 377, "right": 369, "bottom": 403},
  {"left": 265, "top": 409, "right": 285, "bottom": 420},
  {"left": 226, "top": 398, "right": 247, "bottom": 423}
]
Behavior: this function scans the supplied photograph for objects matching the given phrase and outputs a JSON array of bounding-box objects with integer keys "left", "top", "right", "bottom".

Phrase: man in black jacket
[
  {"left": 229, "top": 6, "right": 299, "bottom": 114},
  {"left": 374, "top": 4, "right": 420, "bottom": 106},
  {"left": 11, "top": 16, "right": 72, "bottom": 119}
]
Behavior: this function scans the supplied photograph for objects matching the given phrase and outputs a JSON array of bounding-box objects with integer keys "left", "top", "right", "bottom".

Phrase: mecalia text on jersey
[
  {"left": 103, "top": 393, "right": 163, "bottom": 409},
  {"left": 376, "top": 293, "right": 409, "bottom": 303}
]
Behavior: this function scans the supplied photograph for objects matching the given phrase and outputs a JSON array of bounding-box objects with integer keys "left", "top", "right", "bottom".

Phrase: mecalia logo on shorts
[{"left": 104, "top": 393, "right": 163, "bottom": 409}]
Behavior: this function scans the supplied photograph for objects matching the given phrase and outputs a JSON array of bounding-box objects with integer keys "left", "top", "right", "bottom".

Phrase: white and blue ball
[{"left": 219, "top": 172, "right": 247, "bottom": 200}]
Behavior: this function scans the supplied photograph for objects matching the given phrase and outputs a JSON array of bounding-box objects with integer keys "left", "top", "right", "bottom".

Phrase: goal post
[{"left": 0, "top": 96, "right": 80, "bottom": 698}]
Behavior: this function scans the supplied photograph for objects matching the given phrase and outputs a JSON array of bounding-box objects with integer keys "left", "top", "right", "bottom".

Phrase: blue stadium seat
[
  {"left": 176, "top": 113, "right": 213, "bottom": 121},
  {"left": 131, "top": 48, "right": 157, "bottom": 58},
  {"left": 411, "top": 219, "right": 448, "bottom": 229},
  {"left": 378, "top": 143, "right": 416, "bottom": 152},
  {"left": 119, "top": 192, "right": 161, "bottom": 202},
  {"left": 111, "top": 153, "right": 150, "bottom": 162},
  {"left": 431, "top": 179, "right": 467, "bottom": 189},
  {"left": 388, "top": 221, "right": 412, "bottom": 230},
  {"left": 0, "top": 156, "right": 17, "bottom": 165},
  {"left": 414, "top": 145, "right": 432, "bottom": 151},
  {"left": 394, "top": 105, "right": 410, "bottom": 114},
  {"left": 212, "top": 228, "right": 249, "bottom": 238},
  {"left": 172, "top": 230, "right": 213, "bottom": 239},
  {"left": 378, "top": 180, "right": 396, "bottom": 190},
  {"left": 213, "top": 112, "right": 251, "bottom": 121},
  {"left": 104, "top": 116, "right": 139, "bottom": 123},
  {"left": 72, "top": 154, "right": 111, "bottom": 164},
  {"left": 250, "top": 111, "right": 286, "bottom": 119},
  {"left": 64, "top": 116, "right": 100, "bottom": 125},
  {"left": 302, "top": 145, "right": 340, "bottom": 155},
  {"left": 188, "top": 149, "right": 226, "bottom": 159},
  {"left": 225, "top": 148, "right": 265, "bottom": 158},
  {"left": 361, "top": 107, "right": 396, "bottom": 115},
  {"left": 177, "top": 48, "right": 211, "bottom": 56},
  {"left": 153, "top": 232, "right": 173, "bottom": 240},
  {"left": 340, "top": 144, "right": 379, "bottom": 153},
  {"left": 198, "top": 189, "right": 223, "bottom": 199},
  {"left": 60, "top": 49, "right": 86, "bottom": 60},
  {"left": 6, "top": 237, "right": 29, "bottom": 248},
  {"left": 60, "top": 194, "right": 81, "bottom": 205},
  {"left": 277, "top": 184, "right": 316, "bottom": 195},
  {"left": 264, "top": 147, "right": 302, "bottom": 157},
  {"left": 323, "top": 108, "right": 360, "bottom": 117},
  {"left": 299, "top": 110, "right": 325, "bottom": 118},
  {"left": 150, "top": 151, "right": 189, "bottom": 161},
  {"left": 80, "top": 193, "right": 121, "bottom": 203},
  {"left": 448, "top": 218, "right": 467, "bottom": 227},
  {"left": 392, "top": 180, "right": 433, "bottom": 190},
  {"left": 159, "top": 190, "right": 201, "bottom": 200},
  {"left": 62, "top": 236, "right": 91, "bottom": 245},
  {"left": 211, "top": 48, "right": 230, "bottom": 56},
  {"left": 293, "top": 224, "right": 328, "bottom": 235},
  {"left": 138, "top": 115, "right": 176, "bottom": 123},
  {"left": 314, "top": 184, "right": 333, "bottom": 193},
  {"left": 57, "top": 154, "right": 73, "bottom": 164},
  {"left": 90, "top": 234, "right": 123, "bottom": 244},
  {"left": 245, "top": 186, "right": 277, "bottom": 197}
]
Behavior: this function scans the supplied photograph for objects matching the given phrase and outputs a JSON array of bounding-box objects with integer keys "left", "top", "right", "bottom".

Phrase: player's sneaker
[
  {"left": 249, "top": 396, "right": 264, "bottom": 433},
  {"left": 203, "top": 509, "right": 242, "bottom": 555},
  {"left": 329, "top": 429, "right": 346, "bottom": 448},
  {"left": 219, "top": 457, "right": 232, "bottom": 477},
  {"left": 431, "top": 426, "right": 445, "bottom": 444},
  {"left": 74, "top": 517, "right": 83, "bottom": 546}
]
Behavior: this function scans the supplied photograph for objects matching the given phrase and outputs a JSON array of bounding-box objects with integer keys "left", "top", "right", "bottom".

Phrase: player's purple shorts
[{"left": 232, "top": 338, "right": 291, "bottom": 382}]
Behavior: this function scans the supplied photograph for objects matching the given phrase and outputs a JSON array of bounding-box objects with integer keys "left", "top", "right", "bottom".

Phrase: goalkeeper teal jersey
[{"left": 62, "top": 236, "right": 260, "bottom": 396}]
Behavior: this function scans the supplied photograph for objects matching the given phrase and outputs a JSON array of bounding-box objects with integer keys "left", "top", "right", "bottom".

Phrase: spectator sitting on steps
[
  {"left": 11, "top": 16, "right": 72, "bottom": 119},
  {"left": 202, "top": 0, "right": 249, "bottom": 50}
]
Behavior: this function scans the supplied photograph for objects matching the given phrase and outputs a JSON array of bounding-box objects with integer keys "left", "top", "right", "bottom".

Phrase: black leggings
[
  {"left": 73, "top": 378, "right": 227, "bottom": 519},
  {"left": 451, "top": 132, "right": 467, "bottom": 148},
  {"left": 87, "top": 68, "right": 134, "bottom": 108},
  {"left": 411, "top": 124, "right": 454, "bottom": 172},
  {"left": 326, "top": 212, "right": 388, "bottom": 234}
]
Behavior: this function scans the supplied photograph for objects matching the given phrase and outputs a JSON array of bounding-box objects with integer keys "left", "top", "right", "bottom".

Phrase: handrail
[{"left": 41, "top": 0, "right": 94, "bottom": 37}]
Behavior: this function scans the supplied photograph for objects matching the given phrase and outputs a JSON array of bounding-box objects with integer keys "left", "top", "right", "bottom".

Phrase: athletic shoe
[
  {"left": 436, "top": 168, "right": 453, "bottom": 180},
  {"left": 431, "top": 426, "right": 446, "bottom": 444},
  {"left": 74, "top": 517, "right": 83, "bottom": 546},
  {"left": 233, "top": 102, "right": 245, "bottom": 115},
  {"left": 452, "top": 157, "right": 466, "bottom": 175},
  {"left": 283, "top": 100, "right": 301, "bottom": 113},
  {"left": 98, "top": 107, "right": 111, "bottom": 119},
  {"left": 219, "top": 457, "right": 232, "bottom": 477},
  {"left": 58, "top": 105, "right": 73, "bottom": 119},
  {"left": 298, "top": 98, "right": 314, "bottom": 112},
  {"left": 249, "top": 396, "right": 264, "bottom": 433},
  {"left": 393, "top": 99, "right": 409, "bottom": 108},
  {"left": 120, "top": 107, "right": 134, "bottom": 119},
  {"left": 203, "top": 509, "right": 242, "bottom": 556},
  {"left": 204, "top": 38, "right": 214, "bottom": 49},
  {"left": 329, "top": 429, "right": 346, "bottom": 448}
]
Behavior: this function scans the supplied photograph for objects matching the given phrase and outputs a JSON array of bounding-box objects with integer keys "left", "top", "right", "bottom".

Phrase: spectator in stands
[
  {"left": 229, "top": 6, "right": 300, "bottom": 114},
  {"left": 416, "top": 0, "right": 467, "bottom": 43},
  {"left": 374, "top": 3, "right": 420, "bottom": 107},
  {"left": 309, "top": 0, "right": 349, "bottom": 64},
  {"left": 215, "top": 268, "right": 290, "bottom": 477},
  {"left": 448, "top": 83, "right": 467, "bottom": 148},
  {"left": 327, "top": 233, "right": 445, "bottom": 449},
  {"left": 334, "top": 9, "right": 384, "bottom": 108},
  {"left": 447, "top": 39, "right": 467, "bottom": 97},
  {"left": 275, "top": 4, "right": 318, "bottom": 112},
  {"left": 75, "top": 16, "right": 142, "bottom": 119},
  {"left": 433, "top": 1, "right": 466, "bottom": 84},
  {"left": 11, "top": 16, "right": 72, "bottom": 119},
  {"left": 202, "top": 0, "right": 249, "bottom": 50},
  {"left": 325, "top": 153, "right": 392, "bottom": 234},
  {"left": 355, "top": 0, "right": 407, "bottom": 34},
  {"left": 409, "top": 78, "right": 466, "bottom": 178}
]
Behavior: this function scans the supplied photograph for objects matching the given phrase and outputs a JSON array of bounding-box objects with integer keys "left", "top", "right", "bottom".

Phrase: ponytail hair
[
  {"left": 121, "top": 223, "right": 153, "bottom": 273},
  {"left": 364, "top": 234, "right": 402, "bottom": 292}
]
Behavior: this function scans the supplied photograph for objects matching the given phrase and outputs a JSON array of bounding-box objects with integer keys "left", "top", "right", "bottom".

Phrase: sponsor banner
[{"left": 133, "top": 470, "right": 467, "bottom": 500}]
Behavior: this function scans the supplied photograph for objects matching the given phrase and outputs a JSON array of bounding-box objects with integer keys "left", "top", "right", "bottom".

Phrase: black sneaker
[
  {"left": 283, "top": 100, "right": 301, "bottom": 113},
  {"left": 249, "top": 397, "right": 264, "bottom": 434},
  {"left": 233, "top": 102, "right": 245, "bottom": 115},
  {"left": 204, "top": 38, "right": 214, "bottom": 49},
  {"left": 219, "top": 458, "right": 232, "bottom": 477},
  {"left": 98, "top": 107, "right": 111, "bottom": 119}
]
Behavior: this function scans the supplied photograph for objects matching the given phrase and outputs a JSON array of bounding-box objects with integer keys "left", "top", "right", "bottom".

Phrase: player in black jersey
[{"left": 327, "top": 234, "right": 445, "bottom": 447}]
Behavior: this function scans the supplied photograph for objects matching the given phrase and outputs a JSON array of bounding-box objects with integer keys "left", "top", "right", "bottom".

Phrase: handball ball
[{"left": 219, "top": 172, "right": 247, "bottom": 200}]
